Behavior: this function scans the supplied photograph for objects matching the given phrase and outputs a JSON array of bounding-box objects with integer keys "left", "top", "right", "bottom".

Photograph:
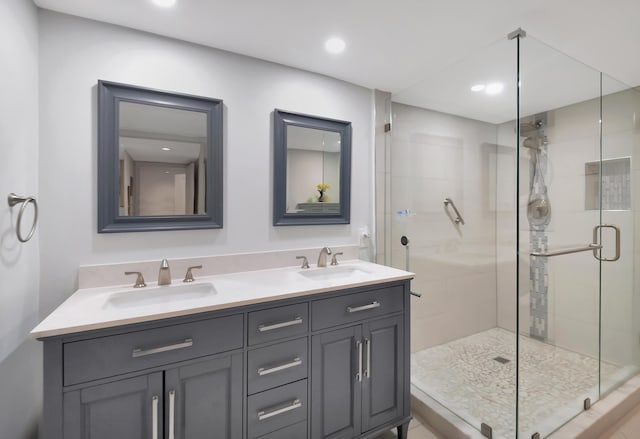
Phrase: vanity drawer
[
  {"left": 248, "top": 337, "right": 308, "bottom": 395},
  {"left": 248, "top": 303, "right": 308, "bottom": 345},
  {"left": 64, "top": 314, "right": 243, "bottom": 386},
  {"left": 256, "top": 421, "right": 307, "bottom": 439},
  {"left": 247, "top": 379, "right": 307, "bottom": 439},
  {"left": 311, "top": 285, "right": 404, "bottom": 331}
]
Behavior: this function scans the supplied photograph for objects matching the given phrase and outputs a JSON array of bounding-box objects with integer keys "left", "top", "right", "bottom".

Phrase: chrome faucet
[
  {"left": 317, "top": 247, "right": 332, "bottom": 268},
  {"left": 158, "top": 259, "right": 171, "bottom": 285}
]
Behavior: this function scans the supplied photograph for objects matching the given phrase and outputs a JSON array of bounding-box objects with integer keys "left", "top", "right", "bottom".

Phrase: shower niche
[{"left": 585, "top": 157, "right": 631, "bottom": 211}]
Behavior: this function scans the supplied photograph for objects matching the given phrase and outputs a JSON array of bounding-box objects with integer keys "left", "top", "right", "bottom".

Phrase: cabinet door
[
  {"left": 361, "top": 316, "right": 404, "bottom": 432},
  {"left": 311, "top": 326, "right": 362, "bottom": 439},
  {"left": 164, "top": 353, "right": 242, "bottom": 439},
  {"left": 63, "top": 372, "right": 163, "bottom": 439}
]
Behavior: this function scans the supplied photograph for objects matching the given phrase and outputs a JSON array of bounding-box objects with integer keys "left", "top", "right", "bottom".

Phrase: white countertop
[{"left": 31, "top": 260, "right": 413, "bottom": 338}]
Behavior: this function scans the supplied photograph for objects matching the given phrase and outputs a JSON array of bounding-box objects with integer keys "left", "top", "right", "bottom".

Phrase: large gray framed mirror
[
  {"left": 273, "top": 109, "right": 351, "bottom": 226},
  {"left": 98, "top": 80, "right": 223, "bottom": 232}
]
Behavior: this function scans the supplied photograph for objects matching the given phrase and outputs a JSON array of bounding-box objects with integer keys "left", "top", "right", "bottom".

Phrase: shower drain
[{"left": 493, "top": 356, "right": 510, "bottom": 364}]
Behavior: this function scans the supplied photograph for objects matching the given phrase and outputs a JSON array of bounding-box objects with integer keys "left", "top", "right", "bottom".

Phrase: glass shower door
[
  {"left": 599, "top": 75, "right": 640, "bottom": 397},
  {"left": 517, "top": 36, "right": 621, "bottom": 438},
  {"left": 388, "top": 36, "right": 518, "bottom": 438}
]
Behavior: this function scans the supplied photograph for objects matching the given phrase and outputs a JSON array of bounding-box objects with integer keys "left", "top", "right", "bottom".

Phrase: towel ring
[{"left": 7, "top": 193, "right": 38, "bottom": 243}]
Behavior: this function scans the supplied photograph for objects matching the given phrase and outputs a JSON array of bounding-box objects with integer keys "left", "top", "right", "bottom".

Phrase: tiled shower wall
[
  {"left": 497, "top": 88, "right": 640, "bottom": 368},
  {"left": 377, "top": 89, "right": 639, "bottom": 369},
  {"left": 383, "top": 102, "right": 502, "bottom": 353}
]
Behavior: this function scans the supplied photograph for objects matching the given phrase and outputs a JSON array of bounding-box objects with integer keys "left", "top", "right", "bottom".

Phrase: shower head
[{"left": 519, "top": 120, "right": 544, "bottom": 137}]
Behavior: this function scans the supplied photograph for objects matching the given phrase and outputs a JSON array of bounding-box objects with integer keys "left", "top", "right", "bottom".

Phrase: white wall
[
  {"left": 0, "top": 0, "right": 42, "bottom": 437},
  {"left": 38, "top": 11, "right": 374, "bottom": 315},
  {"left": 389, "top": 103, "right": 499, "bottom": 352}
]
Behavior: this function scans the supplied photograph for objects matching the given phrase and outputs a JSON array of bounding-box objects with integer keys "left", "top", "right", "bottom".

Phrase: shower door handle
[
  {"left": 593, "top": 224, "right": 621, "bottom": 262},
  {"left": 531, "top": 244, "right": 601, "bottom": 257}
]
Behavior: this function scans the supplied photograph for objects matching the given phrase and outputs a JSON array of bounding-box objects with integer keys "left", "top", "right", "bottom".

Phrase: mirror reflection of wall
[
  {"left": 117, "top": 101, "right": 207, "bottom": 217},
  {"left": 285, "top": 125, "right": 341, "bottom": 213}
]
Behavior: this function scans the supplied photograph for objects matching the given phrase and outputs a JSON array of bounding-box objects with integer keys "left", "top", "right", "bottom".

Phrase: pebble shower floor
[{"left": 411, "top": 328, "right": 635, "bottom": 438}]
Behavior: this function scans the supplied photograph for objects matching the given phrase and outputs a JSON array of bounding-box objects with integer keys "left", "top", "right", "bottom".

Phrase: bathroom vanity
[{"left": 33, "top": 260, "right": 413, "bottom": 439}]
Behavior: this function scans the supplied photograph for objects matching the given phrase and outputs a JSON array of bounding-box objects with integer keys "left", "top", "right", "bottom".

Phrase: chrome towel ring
[{"left": 7, "top": 193, "right": 38, "bottom": 243}]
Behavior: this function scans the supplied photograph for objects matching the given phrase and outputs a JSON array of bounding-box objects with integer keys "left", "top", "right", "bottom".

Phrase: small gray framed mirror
[
  {"left": 97, "top": 80, "right": 223, "bottom": 232},
  {"left": 273, "top": 109, "right": 351, "bottom": 226}
]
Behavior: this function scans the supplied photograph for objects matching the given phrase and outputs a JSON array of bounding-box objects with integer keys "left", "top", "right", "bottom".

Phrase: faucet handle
[
  {"left": 296, "top": 256, "right": 310, "bottom": 269},
  {"left": 124, "top": 271, "right": 146, "bottom": 288},
  {"left": 183, "top": 265, "right": 203, "bottom": 283},
  {"left": 330, "top": 252, "right": 344, "bottom": 266}
]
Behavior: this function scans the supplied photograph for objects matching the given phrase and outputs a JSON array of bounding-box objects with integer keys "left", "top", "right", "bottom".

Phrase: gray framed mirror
[
  {"left": 273, "top": 109, "right": 351, "bottom": 226},
  {"left": 97, "top": 80, "right": 223, "bottom": 232}
]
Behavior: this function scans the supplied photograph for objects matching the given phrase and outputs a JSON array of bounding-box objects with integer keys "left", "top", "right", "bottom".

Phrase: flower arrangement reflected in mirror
[{"left": 316, "top": 183, "right": 331, "bottom": 202}]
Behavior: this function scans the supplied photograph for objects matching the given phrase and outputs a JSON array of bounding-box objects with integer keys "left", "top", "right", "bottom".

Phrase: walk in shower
[{"left": 378, "top": 30, "right": 640, "bottom": 438}]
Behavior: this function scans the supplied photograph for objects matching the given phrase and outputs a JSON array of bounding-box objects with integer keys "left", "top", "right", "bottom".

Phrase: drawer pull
[
  {"left": 151, "top": 396, "right": 159, "bottom": 439},
  {"left": 257, "top": 399, "right": 302, "bottom": 421},
  {"left": 347, "top": 301, "right": 380, "bottom": 313},
  {"left": 168, "top": 390, "right": 175, "bottom": 439},
  {"left": 364, "top": 338, "right": 371, "bottom": 379},
  {"left": 356, "top": 340, "right": 363, "bottom": 382},
  {"left": 258, "top": 357, "right": 302, "bottom": 376},
  {"left": 258, "top": 316, "right": 303, "bottom": 332},
  {"left": 132, "top": 338, "right": 193, "bottom": 358}
]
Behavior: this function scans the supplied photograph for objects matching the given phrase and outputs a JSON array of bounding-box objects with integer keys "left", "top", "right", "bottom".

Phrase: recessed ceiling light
[
  {"left": 325, "top": 37, "right": 346, "bottom": 54},
  {"left": 152, "top": 0, "right": 176, "bottom": 8},
  {"left": 161, "top": 147, "right": 172, "bottom": 151},
  {"left": 471, "top": 84, "right": 485, "bottom": 92},
  {"left": 485, "top": 82, "right": 504, "bottom": 95}
]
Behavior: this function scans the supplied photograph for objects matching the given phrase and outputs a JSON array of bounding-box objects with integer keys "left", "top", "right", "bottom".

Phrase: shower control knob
[{"left": 400, "top": 236, "right": 409, "bottom": 246}]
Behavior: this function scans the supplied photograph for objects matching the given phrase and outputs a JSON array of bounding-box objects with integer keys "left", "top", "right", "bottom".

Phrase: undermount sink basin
[
  {"left": 298, "top": 265, "right": 369, "bottom": 281},
  {"left": 104, "top": 282, "right": 217, "bottom": 309}
]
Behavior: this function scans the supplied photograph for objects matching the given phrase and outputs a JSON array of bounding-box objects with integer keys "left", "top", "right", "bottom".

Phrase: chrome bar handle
[
  {"left": 356, "top": 340, "right": 363, "bottom": 382},
  {"left": 168, "top": 390, "right": 175, "bottom": 439},
  {"left": 258, "top": 316, "right": 303, "bottom": 332},
  {"left": 444, "top": 197, "right": 465, "bottom": 225},
  {"left": 593, "top": 224, "right": 621, "bottom": 262},
  {"left": 152, "top": 396, "right": 159, "bottom": 439},
  {"left": 347, "top": 301, "right": 380, "bottom": 313},
  {"left": 132, "top": 338, "right": 193, "bottom": 358},
  {"left": 531, "top": 244, "right": 601, "bottom": 257},
  {"left": 257, "top": 399, "right": 302, "bottom": 421},
  {"left": 364, "top": 338, "right": 371, "bottom": 379},
  {"left": 258, "top": 357, "right": 302, "bottom": 376}
]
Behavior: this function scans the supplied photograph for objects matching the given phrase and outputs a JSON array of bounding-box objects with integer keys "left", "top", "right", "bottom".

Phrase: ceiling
[{"left": 34, "top": 0, "right": 640, "bottom": 123}]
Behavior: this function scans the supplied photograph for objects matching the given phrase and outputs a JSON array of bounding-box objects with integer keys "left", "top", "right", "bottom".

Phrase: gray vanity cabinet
[
  {"left": 311, "top": 325, "right": 363, "bottom": 439},
  {"left": 310, "top": 286, "right": 407, "bottom": 439},
  {"left": 62, "top": 353, "right": 242, "bottom": 439},
  {"left": 41, "top": 279, "right": 411, "bottom": 439},
  {"left": 361, "top": 316, "right": 404, "bottom": 432},
  {"left": 165, "top": 353, "right": 243, "bottom": 439},
  {"left": 62, "top": 372, "right": 164, "bottom": 439}
]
